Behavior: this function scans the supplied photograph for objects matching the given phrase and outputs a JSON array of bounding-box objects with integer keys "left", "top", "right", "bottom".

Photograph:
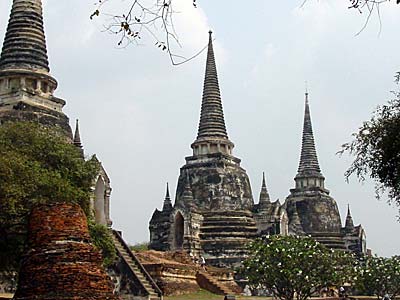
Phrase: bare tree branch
[
  {"left": 90, "top": 0, "right": 207, "bottom": 66},
  {"left": 302, "top": 0, "right": 399, "bottom": 35}
]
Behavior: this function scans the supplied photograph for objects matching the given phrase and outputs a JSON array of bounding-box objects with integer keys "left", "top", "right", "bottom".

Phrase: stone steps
[
  {"left": 111, "top": 231, "right": 162, "bottom": 300},
  {"left": 201, "top": 232, "right": 257, "bottom": 238},
  {"left": 199, "top": 211, "right": 258, "bottom": 267},
  {"left": 196, "top": 271, "right": 236, "bottom": 296},
  {"left": 201, "top": 225, "right": 258, "bottom": 233}
]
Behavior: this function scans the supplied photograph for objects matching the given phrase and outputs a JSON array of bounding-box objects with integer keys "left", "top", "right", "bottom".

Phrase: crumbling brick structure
[{"left": 13, "top": 202, "right": 119, "bottom": 300}]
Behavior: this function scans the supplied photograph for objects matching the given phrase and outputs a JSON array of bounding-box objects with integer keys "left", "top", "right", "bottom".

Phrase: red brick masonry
[{"left": 13, "top": 202, "right": 119, "bottom": 300}]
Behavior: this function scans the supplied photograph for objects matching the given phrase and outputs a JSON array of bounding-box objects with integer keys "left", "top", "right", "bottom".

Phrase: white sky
[{"left": 0, "top": 0, "right": 399, "bottom": 256}]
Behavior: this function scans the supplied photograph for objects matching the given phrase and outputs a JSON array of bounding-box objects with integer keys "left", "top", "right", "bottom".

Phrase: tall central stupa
[{"left": 149, "top": 32, "right": 258, "bottom": 267}]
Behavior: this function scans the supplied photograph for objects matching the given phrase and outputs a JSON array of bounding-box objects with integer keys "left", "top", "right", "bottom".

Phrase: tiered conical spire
[
  {"left": 196, "top": 31, "right": 228, "bottom": 140},
  {"left": 191, "top": 32, "right": 234, "bottom": 157},
  {"left": 0, "top": 0, "right": 50, "bottom": 72},
  {"left": 259, "top": 172, "right": 270, "bottom": 206},
  {"left": 297, "top": 92, "right": 322, "bottom": 177},
  {"left": 73, "top": 119, "right": 82, "bottom": 147},
  {"left": 73, "top": 119, "right": 84, "bottom": 157},
  {"left": 162, "top": 183, "right": 173, "bottom": 211},
  {"left": 345, "top": 204, "right": 354, "bottom": 230}
]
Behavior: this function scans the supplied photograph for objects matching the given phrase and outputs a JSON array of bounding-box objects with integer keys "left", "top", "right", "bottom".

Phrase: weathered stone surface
[
  {"left": 13, "top": 203, "right": 119, "bottom": 300},
  {"left": 176, "top": 155, "right": 253, "bottom": 211},
  {"left": 285, "top": 193, "right": 342, "bottom": 234}
]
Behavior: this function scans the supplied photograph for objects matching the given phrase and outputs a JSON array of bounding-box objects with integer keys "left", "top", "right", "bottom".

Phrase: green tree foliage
[
  {"left": 342, "top": 85, "right": 400, "bottom": 214},
  {"left": 88, "top": 221, "right": 117, "bottom": 267},
  {"left": 0, "top": 122, "right": 99, "bottom": 271},
  {"left": 130, "top": 241, "right": 149, "bottom": 252},
  {"left": 241, "top": 235, "right": 356, "bottom": 300},
  {"left": 355, "top": 256, "right": 400, "bottom": 299}
]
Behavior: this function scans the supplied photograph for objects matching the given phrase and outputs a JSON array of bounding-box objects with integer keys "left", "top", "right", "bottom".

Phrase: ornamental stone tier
[{"left": 0, "top": 0, "right": 71, "bottom": 137}]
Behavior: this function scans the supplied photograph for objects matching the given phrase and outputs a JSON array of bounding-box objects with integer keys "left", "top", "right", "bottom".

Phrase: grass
[{"left": 164, "top": 289, "right": 270, "bottom": 300}]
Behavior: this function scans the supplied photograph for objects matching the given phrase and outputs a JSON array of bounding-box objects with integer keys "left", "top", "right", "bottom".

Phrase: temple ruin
[{"left": 149, "top": 32, "right": 367, "bottom": 268}]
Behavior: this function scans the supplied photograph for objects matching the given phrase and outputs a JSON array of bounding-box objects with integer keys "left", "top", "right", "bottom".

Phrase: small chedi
[
  {"left": 13, "top": 202, "right": 118, "bottom": 300},
  {"left": 149, "top": 32, "right": 367, "bottom": 268}
]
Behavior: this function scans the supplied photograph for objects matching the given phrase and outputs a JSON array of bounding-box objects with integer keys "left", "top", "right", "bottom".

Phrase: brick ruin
[
  {"left": 149, "top": 32, "right": 367, "bottom": 268},
  {"left": 13, "top": 202, "right": 118, "bottom": 300},
  {"left": 134, "top": 250, "right": 241, "bottom": 296}
]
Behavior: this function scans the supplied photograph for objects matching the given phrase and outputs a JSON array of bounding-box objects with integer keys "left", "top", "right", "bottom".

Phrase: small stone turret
[
  {"left": 0, "top": 0, "right": 72, "bottom": 137},
  {"left": 73, "top": 119, "right": 84, "bottom": 157},
  {"left": 162, "top": 183, "right": 173, "bottom": 212},
  {"left": 344, "top": 204, "right": 355, "bottom": 231},
  {"left": 259, "top": 172, "right": 271, "bottom": 209}
]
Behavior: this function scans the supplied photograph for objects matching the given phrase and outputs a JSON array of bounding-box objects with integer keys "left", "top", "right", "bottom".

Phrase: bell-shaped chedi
[
  {"left": 13, "top": 202, "right": 118, "bottom": 300},
  {"left": 285, "top": 92, "right": 345, "bottom": 250},
  {"left": 175, "top": 31, "right": 253, "bottom": 212},
  {"left": 0, "top": 0, "right": 72, "bottom": 137}
]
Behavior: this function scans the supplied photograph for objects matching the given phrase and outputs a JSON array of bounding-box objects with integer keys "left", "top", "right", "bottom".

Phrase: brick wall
[{"left": 13, "top": 202, "right": 119, "bottom": 300}]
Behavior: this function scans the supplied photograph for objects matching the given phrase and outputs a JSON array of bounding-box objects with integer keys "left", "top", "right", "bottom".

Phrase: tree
[
  {"left": 341, "top": 80, "right": 400, "bottom": 214},
  {"left": 0, "top": 122, "right": 100, "bottom": 271},
  {"left": 355, "top": 255, "right": 400, "bottom": 299},
  {"left": 241, "top": 235, "right": 356, "bottom": 300},
  {"left": 130, "top": 241, "right": 150, "bottom": 252}
]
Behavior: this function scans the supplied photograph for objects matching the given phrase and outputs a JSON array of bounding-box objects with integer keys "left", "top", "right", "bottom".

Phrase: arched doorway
[
  {"left": 94, "top": 177, "right": 106, "bottom": 225},
  {"left": 174, "top": 212, "right": 184, "bottom": 249}
]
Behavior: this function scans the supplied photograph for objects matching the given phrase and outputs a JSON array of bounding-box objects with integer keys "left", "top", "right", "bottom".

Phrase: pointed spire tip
[{"left": 165, "top": 182, "right": 170, "bottom": 199}]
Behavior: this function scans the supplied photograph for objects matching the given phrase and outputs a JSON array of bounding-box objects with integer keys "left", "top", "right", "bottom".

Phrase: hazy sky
[{"left": 0, "top": 0, "right": 399, "bottom": 256}]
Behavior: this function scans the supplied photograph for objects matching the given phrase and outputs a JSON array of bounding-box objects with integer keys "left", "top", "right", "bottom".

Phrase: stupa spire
[
  {"left": 197, "top": 30, "right": 228, "bottom": 139},
  {"left": 73, "top": 119, "right": 82, "bottom": 147},
  {"left": 259, "top": 172, "right": 270, "bottom": 206},
  {"left": 297, "top": 92, "right": 321, "bottom": 175},
  {"left": 345, "top": 204, "right": 354, "bottom": 230},
  {"left": 295, "top": 91, "right": 325, "bottom": 190},
  {"left": 162, "top": 182, "right": 173, "bottom": 211},
  {"left": 73, "top": 119, "right": 84, "bottom": 157},
  {"left": 0, "top": 0, "right": 50, "bottom": 72},
  {"left": 191, "top": 31, "right": 234, "bottom": 156}
]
